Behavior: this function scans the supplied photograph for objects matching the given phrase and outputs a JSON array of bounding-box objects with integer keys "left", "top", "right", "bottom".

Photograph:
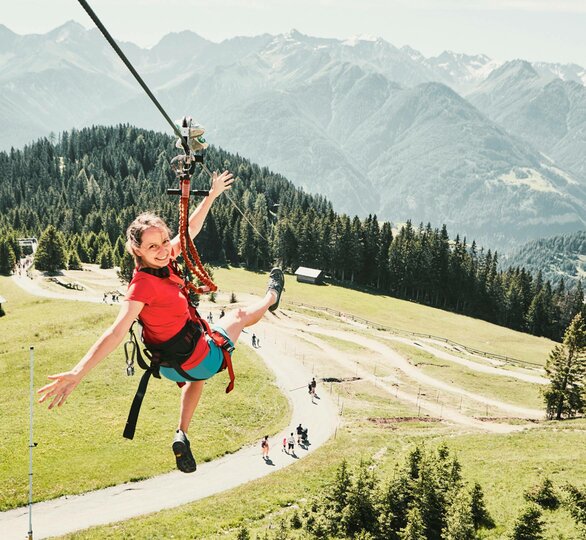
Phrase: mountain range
[{"left": 1, "top": 21, "right": 586, "bottom": 250}]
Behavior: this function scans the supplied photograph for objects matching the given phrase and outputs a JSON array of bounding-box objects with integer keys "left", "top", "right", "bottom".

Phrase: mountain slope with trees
[
  {"left": 505, "top": 230, "right": 586, "bottom": 286},
  {"left": 1, "top": 125, "right": 584, "bottom": 341},
  {"left": 2, "top": 23, "right": 586, "bottom": 249}
]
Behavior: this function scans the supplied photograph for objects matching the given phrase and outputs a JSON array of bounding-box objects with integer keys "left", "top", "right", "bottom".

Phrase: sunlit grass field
[
  {"left": 0, "top": 277, "right": 290, "bottom": 510},
  {"left": 59, "top": 404, "right": 586, "bottom": 539},
  {"left": 214, "top": 267, "right": 556, "bottom": 366},
  {"left": 2, "top": 268, "right": 583, "bottom": 539}
]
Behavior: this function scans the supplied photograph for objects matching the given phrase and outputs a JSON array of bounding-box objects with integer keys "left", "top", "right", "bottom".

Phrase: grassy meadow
[
  {"left": 2, "top": 268, "right": 584, "bottom": 538},
  {"left": 0, "top": 276, "right": 290, "bottom": 510},
  {"left": 214, "top": 268, "right": 555, "bottom": 366},
  {"left": 60, "top": 401, "right": 586, "bottom": 539}
]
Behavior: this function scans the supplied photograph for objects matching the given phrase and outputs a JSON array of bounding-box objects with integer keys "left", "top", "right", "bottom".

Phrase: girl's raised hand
[{"left": 210, "top": 170, "right": 235, "bottom": 199}]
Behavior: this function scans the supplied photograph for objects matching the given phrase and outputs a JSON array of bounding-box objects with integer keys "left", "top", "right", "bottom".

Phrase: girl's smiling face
[{"left": 134, "top": 226, "right": 171, "bottom": 268}]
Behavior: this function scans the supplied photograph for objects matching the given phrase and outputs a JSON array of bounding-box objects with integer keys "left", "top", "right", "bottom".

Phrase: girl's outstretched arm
[
  {"left": 170, "top": 170, "right": 235, "bottom": 253},
  {"left": 38, "top": 299, "right": 144, "bottom": 409}
]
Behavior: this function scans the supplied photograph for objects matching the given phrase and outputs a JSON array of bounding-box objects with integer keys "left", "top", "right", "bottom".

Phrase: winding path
[{"left": 0, "top": 309, "right": 339, "bottom": 539}]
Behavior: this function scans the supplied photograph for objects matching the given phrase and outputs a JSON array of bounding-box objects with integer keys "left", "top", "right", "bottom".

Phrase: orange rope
[{"left": 179, "top": 178, "right": 217, "bottom": 294}]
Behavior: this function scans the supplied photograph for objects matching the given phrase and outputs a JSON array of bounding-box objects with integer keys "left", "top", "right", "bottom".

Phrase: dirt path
[
  {"left": 299, "top": 325, "right": 543, "bottom": 420},
  {"left": 390, "top": 336, "right": 548, "bottom": 384}
]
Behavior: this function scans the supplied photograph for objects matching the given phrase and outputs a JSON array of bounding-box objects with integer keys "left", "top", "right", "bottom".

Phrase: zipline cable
[
  {"left": 200, "top": 163, "right": 270, "bottom": 243},
  {"left": 76, "top": 0, "right": 188, "bottom": 153},
  {"left": 77, "top": 0, "right": 271, "bottom": 246}
]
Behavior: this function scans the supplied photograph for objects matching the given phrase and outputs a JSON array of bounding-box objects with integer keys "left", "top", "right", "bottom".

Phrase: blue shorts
[{"left": 159, "top": 325, "right": 234, "bottom": 382}]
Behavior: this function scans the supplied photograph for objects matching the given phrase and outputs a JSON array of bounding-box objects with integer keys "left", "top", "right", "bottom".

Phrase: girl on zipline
[{"left": 38, "top": 169, "right": 285, "bottom": 473}]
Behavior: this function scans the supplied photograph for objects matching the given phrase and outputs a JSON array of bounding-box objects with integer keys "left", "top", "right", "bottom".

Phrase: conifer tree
[
  {"left": 509, "top": 505, "right": 543, "bottom": 540},
  {"left": 561, "top": 483, "right": 586, "bottom": 527},
  {"left": 235, "top": 526, "right": 250, "bottom": 540},
  {"left": 543, "top": 312, "right": 586, "bottom": 419},
  {"left": 470, "top": 482, "right": 495, "bottom": 530},
  {"left": 524, "top": 478, "right": 559, "bottom": 510},
  {"left": 68, "top": 250, "right": 83, "bottom": 271},
  {"left": 98, "top": 245, "right": 114, "bottom": 269},
  {"left": 442, "top": 490, "right": 475, "bottom": 540},
  {"left": 399, "top": 506, "right": 426, "bottom": 540},
  {"left": 340, "top": 459, "right": 377, "bottom": 537},
  {"left": 0, "top": 238, "right": 16, "bottom": 275},
  {"left": 35, "top": 225, "right": 68, "bottom": 273}
]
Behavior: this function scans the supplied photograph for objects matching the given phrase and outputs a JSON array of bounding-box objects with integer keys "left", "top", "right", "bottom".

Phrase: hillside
[
  {"left": 1, "top": 125, "right": 583, "bottom": 343},
  {"left": 2, "top": 269, "right": 585, "bottom": 537},
  {"left": 505, "top": 230, "right": 586, "bottom": 286}
]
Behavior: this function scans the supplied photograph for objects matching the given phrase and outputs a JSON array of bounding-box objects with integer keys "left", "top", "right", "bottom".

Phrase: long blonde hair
[{"left": 125, "top": 212, "right": 172, "bottom": 266}]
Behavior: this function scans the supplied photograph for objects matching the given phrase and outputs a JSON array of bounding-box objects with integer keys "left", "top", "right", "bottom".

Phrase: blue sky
[{"left": 2, "top": 0, "right": 586, "bottom": 66}]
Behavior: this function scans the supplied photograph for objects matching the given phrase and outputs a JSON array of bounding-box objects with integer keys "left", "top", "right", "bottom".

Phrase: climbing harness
[{"left": 123, "top": 261, "right": 235, "bottom": 440}]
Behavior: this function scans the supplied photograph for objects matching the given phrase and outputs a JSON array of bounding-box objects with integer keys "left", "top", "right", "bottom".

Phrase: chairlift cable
[{"left": 77, "top": 0, "right": 271, "bottom": 251}]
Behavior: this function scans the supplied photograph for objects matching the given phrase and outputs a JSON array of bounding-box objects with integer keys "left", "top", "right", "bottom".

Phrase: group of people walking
[{"left": 261, "top": 423, "right": 310, "bottom": 461}]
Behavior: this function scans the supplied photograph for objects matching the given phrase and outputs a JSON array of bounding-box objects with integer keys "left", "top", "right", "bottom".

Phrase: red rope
[{"left": 179, "top": 178, "right": 217, "bottom": 294}]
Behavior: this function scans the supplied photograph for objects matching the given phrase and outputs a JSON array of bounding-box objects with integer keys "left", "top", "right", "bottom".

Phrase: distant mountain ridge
[{"left": 1, "top": 22, "right": 586, "bottom": 249}]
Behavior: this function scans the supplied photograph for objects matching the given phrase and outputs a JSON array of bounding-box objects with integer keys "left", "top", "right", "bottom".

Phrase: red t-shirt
[{"left": 125, "top": 270, "right": 190, "bottom": 345}]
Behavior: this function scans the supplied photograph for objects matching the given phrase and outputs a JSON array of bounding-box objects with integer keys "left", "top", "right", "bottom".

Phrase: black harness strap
[{"left": 123, "top": 319, "right": 204, "bottom": 440}]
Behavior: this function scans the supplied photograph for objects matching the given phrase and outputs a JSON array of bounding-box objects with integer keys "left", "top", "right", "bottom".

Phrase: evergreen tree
[
  {"left": 399, "top": 506, "right": 426, "bottom": 540},
  {"left": 543, "top": 312, "right": 586, "bottom": 419},
  {"left": 68, "top": 250, "right": 83, "bottom": 271},
  {"left": 98, "top": 245, "right": 114, "bottom": 269},
  {"left": 0, "top": 238, "right": 16, "bottom": 275},
  {"left": 35, "top": 225, "right": 68, "bottom": 272},
  {"left": 442, "top": 490, "right": 475, "bottom": 540},
  {"left": 509, "top": 505, "right": 543, "bottom": 540},
  {"left": 235, "top": 526, "right": 250, "bottom": 540},
  {"left": 340, "top": 459, "right": 378, "bottom": 537},
  {"left": 378, "top": 472, "right": 412, "bottom": 538},
  {"left": 470, "top": 482, "right": 495, "bottom": 530},
  {"left": 561, "top": 483, "right": 586, "bottom": 527},
  {"left": 118, "top": 251, "right": 135, "bottom": 284},
  {"left": 524, "top": 478, "right": 559, "bottom": 510}
]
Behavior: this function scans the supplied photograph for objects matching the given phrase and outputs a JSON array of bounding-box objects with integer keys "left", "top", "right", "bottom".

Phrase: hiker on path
[
  {"left": 287, "top": 432, "right": 296, "bottom": 456},
  {"left": 261, "top": 435, "right": 270, "bottom": 460},
  {"left": 251, "top": 333, "right": 257, "bottom": 348},
  {"left": 38, "top": 170, "right": 285, "bottom": 474},
  {"left": 296, "top": 423, "right": 304, "bottom": 445}
]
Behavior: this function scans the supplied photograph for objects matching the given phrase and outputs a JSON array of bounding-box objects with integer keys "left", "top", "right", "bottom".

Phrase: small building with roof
[{"left": 294, "top": 267, "right": 325, "bottom": 285}]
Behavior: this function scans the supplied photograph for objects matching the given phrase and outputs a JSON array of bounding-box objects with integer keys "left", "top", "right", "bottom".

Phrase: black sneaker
[
  {"left": 267, "top": 268, "right": 285, "bottom": 312},
  {"left": 172, "top": 430, "right": 197, "bottom": 473}
]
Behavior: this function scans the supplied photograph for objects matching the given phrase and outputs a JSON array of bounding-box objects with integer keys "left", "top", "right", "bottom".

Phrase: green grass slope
[
  {"left": 215, "top": 267, "right": 556, "bottom": 365},
  {"left": 3, "top": 268, "right": 583, "bottom": 538},
  {"left": 0, "top": 277, "right": 290, "bottom": 510}
]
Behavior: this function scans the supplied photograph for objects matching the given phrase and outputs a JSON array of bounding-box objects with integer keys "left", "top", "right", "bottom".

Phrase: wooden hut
[{"left": 294, "top": 267, "right": 325, "bottom": 285}]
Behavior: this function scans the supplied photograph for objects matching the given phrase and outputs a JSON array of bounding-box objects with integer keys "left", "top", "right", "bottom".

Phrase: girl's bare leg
[
  {"left": 220, "top": 290, "right": 277, "bottom": 345},
  {"left": 178, "top": 380, "right": 205, "bottom": 433}
]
